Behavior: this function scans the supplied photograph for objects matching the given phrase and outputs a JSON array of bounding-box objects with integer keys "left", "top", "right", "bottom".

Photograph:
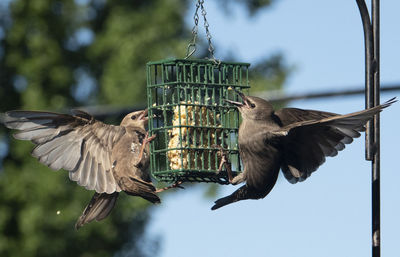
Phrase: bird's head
[
  {"left": 120, "top": 109, "right": 148, "bottom": 129},
  {"left": 225, "top": 90, "right": 274, "bottom": 121}
]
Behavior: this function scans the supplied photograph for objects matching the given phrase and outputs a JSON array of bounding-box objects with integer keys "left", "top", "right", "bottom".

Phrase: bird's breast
[
  {"left": 111, "top": 132, "right": 150, "bottom": 178},
  {"left": 238, "top": 119, "right": 280, "bottom": 151},
  {"left": 238, "top": 119, "right": 282, "bottom": 186}
]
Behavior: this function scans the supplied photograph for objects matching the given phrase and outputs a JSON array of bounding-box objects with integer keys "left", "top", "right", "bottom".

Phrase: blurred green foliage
[{"left": 0, "top": 0, "right": 289, "bottom": 256}]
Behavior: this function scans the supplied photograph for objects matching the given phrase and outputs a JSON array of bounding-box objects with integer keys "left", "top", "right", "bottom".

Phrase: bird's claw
[
  {"left": 134, "top": 132, "right": 156, "bottom": 167},
  {"left": 213, "top": 145, "right": 234, "bottom": 183},
  {"left": 146, "top": 134, "right": 156, "bottom": 143}
]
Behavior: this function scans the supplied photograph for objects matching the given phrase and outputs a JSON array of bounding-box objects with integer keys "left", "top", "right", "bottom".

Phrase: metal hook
[{"left": 185, "top": 43, "right": 197, "bottom": 59}]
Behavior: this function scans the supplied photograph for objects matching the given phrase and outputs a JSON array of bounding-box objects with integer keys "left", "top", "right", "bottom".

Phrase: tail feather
[
  {"left": 211, "top": 184, "right": 270, "bottom": 210},
  {"left": 75, "top": 192, "right": 119, "bottom": 230},
  {"left": 139, "top": 192, "right": 160, "bottom": 204},
  {"left": 211, "top": 185, "right": 248, "bottom": 210},
  {"left": 211, "top": 194, "right": 238, "bottom": 210},
  {"left": 121, "top": 177, "right": 161, "bottom": 204}
]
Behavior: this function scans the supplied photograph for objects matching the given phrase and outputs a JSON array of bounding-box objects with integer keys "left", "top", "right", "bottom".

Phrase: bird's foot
[
  {"left": 134, "top": 132, "right": 156, "bottom": 167},
  {"left": 156, "top": 181, "right": 184, "bottom": 193},
  {"left": 213, "top": 145, "right": 233, "bottom": 183}
]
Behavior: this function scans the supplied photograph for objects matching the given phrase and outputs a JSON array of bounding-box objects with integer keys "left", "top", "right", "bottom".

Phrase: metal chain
[
  {"left": 185, "top": 0, "right": 200, "bottom": 59},
  {"left": 185, "top": 0, "right": 220, "bottom": 64},
  {"left": 200, "top": 1, "right": 220, "bottom": 64}
]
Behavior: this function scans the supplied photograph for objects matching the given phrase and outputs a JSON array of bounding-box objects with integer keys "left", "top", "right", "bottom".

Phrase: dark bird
[
  {"left": 211, "top": 92, "right": 396, "bottom": 210},
  {"left": 3, "top": 109, "right": 160, "bottom": 229}
]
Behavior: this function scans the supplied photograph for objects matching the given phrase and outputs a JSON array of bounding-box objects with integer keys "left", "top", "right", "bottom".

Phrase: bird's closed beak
[
  {"left": 224, "top": 88, "right": 250, "bottom": 108},
  {"left": 138, "top": 109, "right": 148, "bottom": 121}
]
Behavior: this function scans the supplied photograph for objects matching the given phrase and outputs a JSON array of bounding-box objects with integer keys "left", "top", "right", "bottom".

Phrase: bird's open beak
[
  {"left": 224, "top": 88, "right": 250, "bottom": 108},
  {"left": 138, "top": 109, "right": 148, "bottom": 121}
]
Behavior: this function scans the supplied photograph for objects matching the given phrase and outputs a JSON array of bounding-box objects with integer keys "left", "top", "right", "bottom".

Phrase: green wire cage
[{"left": 147, "top": 58, "right": 250, "bottom": 184}]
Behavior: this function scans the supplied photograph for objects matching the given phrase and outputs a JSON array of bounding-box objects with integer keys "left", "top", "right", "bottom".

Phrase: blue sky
[{"left": 148, "top": 1, "right": 400, "bottom": 257}]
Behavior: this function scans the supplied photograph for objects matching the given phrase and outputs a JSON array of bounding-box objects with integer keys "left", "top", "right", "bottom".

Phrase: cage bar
[{"left": 147, "top": 58, "right": 250, "bottom": 184}]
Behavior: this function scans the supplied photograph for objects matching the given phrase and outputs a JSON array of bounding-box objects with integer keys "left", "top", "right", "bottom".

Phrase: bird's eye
[
  {"left": 250, "top": 103, "right": 255, "bottom": 108},
  {"left": 131, "top": 115, "right": 137, "bottom": 120}
]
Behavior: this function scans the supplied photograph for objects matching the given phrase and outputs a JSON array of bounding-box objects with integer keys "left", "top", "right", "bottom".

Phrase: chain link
[
  {"left": 185, "top": 0, "right": 200, "bottom": 59},
  {"left": 185, "top": 0, "right": 220, "bottom": 64}
]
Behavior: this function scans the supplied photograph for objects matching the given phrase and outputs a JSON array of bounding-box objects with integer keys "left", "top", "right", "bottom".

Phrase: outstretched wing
[
  {"left": 275, "top": 107, "right": 337, "bottom": 126},
  {"left": 3, "top": 110, "right": 126, "bottom": 194},
  {"left": 273, "top": 98, "right": 396, "bottom": 184}
]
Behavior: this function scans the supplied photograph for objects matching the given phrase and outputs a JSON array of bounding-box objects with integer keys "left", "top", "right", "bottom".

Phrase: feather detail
[{"left": 4, "top": 110, "right": 125, "bottom": 193}]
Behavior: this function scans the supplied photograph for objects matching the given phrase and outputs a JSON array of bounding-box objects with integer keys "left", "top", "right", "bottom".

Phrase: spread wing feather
[
  {"left": 273, "top": 98, "right": 396, "bottom": 183},
  {"left": 4, "top": 110, "right": 125, "bottom": 193}
]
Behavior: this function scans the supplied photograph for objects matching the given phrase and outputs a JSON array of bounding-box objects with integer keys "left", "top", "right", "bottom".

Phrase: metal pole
[
  {"left": 355, "top": 1, "right": 380, "bottom": 256},
  {"left": 372, "top": 0, "right": 380, "bottom": 256},
  {"left": 355, "top": 0, "right": 374, "bottom": 160}
]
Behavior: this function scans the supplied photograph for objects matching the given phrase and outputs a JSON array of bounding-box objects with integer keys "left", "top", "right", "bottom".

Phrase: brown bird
[
  {"left": 3, "top": 109, "right": 160, "bottom": 229},
  {"left": 211, "top": 92, "right": 396, "bottom": 210}
]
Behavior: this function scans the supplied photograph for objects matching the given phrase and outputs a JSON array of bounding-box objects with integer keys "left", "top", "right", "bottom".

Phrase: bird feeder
[{"left": 146, "top": 58, "right": 249, "bottom": 184}]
